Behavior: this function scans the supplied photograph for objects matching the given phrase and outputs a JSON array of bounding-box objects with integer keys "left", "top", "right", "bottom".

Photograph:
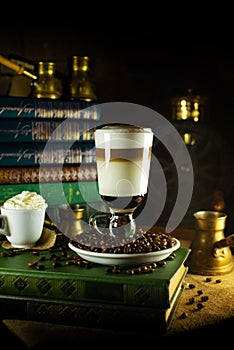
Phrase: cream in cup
[{"left": 0, "top": 190, "right": 48, "bottom": 248}]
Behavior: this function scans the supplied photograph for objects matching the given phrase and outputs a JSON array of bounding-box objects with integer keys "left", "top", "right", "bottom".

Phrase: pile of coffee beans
[{"left": 70, "top": 227, "right": 177, "bottom": 254}]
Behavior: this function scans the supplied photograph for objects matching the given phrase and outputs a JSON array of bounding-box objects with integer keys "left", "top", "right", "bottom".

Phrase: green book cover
[
  {"left": 0, "top": 181, "right": 100, "bottom": 205},
  {"left": 26, "top": 283, "right": 185, "bottom": 334},
  {"left": 0, "top": 235, "right": 190, "bottom": 309}
]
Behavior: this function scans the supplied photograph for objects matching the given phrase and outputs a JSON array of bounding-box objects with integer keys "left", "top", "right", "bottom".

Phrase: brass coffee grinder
[{"left": 187, "top": 211, "right": 234, "bottom": 275}]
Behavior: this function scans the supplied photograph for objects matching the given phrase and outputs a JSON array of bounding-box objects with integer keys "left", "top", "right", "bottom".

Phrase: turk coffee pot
[{"left": 187, "top": 211, "right": 234, "bottom": 275}]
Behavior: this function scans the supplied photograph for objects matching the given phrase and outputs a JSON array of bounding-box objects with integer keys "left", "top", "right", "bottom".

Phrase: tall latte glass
[{"left": 89, "top": 124, "right": 153, "bottom": 237}]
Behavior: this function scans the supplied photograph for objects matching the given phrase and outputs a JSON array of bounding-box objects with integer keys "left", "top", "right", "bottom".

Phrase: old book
[
  {"left": 0, "top": 283, "right": 184, "bottom": 336},
  {"left": 0, "top": 180, "right": 100, "bottom": 205},
  {"left": 0, "top": 96, "right": 100, "bottom": 119},
  {"left": 0, "top": 164, "right": 97, "bottom": 184},
  {"left": 0, "top": 118, "right": 97, "bottom": 141},
  {"left": 0, "top": 140, "right": 96, "bottom": 166},
  {"left": 30, "top": 283, "right": 185, "bottom": 334},
  {"left": 0, "top": 235, "right": 190, "bottom": 309}
]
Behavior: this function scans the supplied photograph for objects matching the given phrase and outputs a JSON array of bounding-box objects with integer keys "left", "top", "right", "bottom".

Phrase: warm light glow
[
  {"left": 178, "top": 99, "right": 189, "bottom": 120},
  {"left": 192, "top": 102, "right": 200, "bottom": 121}
]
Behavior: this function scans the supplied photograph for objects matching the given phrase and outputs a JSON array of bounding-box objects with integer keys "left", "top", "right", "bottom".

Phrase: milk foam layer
[{"left": 3, "top": 191, "right": 48, "bottom": 210}]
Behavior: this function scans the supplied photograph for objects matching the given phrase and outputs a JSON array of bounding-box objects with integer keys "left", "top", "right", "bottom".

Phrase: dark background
[{"left": 1, "top": 23, "right": 234, "bottom": 232}]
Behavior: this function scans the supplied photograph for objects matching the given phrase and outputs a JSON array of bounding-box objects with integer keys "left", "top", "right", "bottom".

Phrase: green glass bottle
[
  {"left": 31, "top": 61, "right": 62, "bottom": 99},
  {"left": 67, "top": 56, "right": 97, "bottom": 102}
]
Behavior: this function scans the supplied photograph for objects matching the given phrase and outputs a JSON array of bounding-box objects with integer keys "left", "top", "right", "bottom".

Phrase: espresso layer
[
  {"left": 96, "top": 147, "right": 152, "bottom": 162},
  {"left": 100, "top": 194, "right": 146, "bottom": 211}
]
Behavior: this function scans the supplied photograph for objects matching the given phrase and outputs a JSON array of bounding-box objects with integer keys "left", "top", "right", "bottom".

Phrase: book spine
[
  {"left": 0, "top": 141, "right": 96, "bottom": 165},
  {"left": 0, "top": 96, "right": 101, "bottom": 119},
  {"left": 0, "top": 164, "right": 97, "bottom": 184},
  {"left": 0, "top": 119, "right": 97, "bottom": 141},
  {"left": 0, "top": 180, "right": 100, "bottom": 205}
]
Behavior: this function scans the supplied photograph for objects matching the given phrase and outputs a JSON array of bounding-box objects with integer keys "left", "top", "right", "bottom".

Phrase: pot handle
[{"left": 213, "top": 233, "right": 234, "bottom": 249}]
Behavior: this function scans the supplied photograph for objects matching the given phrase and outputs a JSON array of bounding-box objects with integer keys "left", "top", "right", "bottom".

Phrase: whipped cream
[{"left": 3, "top": 191, "right": 48, "bottom": 210}]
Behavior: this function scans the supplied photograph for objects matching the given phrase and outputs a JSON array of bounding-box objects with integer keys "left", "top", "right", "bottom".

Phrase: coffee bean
[
  {"left": 216, "top": 279, "right": 222, "bottom": 283},
  {"left": 69, "top": 229, "right": 177, "bottom": 255},
  {"left": 27, "top": 261, "right": 38, "bottom": 268},
  {"left": 196, "top": 303, "right": 204, "bottom": 310}
]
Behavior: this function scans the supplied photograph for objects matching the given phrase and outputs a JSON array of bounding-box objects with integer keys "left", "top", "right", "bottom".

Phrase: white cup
[{"left": 0, "top": 206, "right": 47, "bottom": 248}]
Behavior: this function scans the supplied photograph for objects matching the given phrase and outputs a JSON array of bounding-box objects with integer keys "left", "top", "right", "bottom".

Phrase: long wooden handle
[
  {"left": 0, "top": 55, "right": 25, "bottom": 74},
  {"left": 0, "top": 55, "right": 37, "bottom": 79}
]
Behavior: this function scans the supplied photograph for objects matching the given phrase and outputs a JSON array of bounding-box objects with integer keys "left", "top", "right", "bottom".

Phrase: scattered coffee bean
[
  {"left": 179, "top": 312, "right": 188, "bottom": 319},
  {"left": 188, "top": 283, "right": 196, "bottom": 289},
  {"left": 32, "top": 251, "right": 39, "bottom": 256},
  {"left": 38, "top": 256, "right": 46, "bottom": 261},
  {"left": 200, "top": 296, "right": 209, "bottom": 302},
  {"left": 197, "top": 289, "right": 203, "bottom": 295},
  {"left": 187, "top": 297, "right": 195, "bottom": 304},
  {"left": 167, "top": 253, "right": 176, "bottom": 260},
  {"left": 0, "top": 252, "right": 9, "bottom": 257},
  {"left": 205, "top": 277, "right": 212, "bottom": 282},
  {"left": 27, "top": 261, "right": 38, "bottom": 268},
  {"left": 52, "top": 261, "right": 62, "bottom": 268},
  {"left": 8, "top": 251, "right": 16, "bottom": 257},
  {"left": 49, "top": 253, "right": 57, "bottom": 259},
  {"left": 196, "top": 303, "right": 204, "bottom": 310},
  {"left": 215, "top": 279, "right": 222, "bottom": 283},
  {"left": 109, "top": 266, "right": 121, "bottom": 274}
]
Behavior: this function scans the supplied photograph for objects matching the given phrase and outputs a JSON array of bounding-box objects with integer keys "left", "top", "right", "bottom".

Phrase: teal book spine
[
  {"left": 0, "top": 96, "right": 100, "bottom": 120},
  {"left": 0, "top": 140, "right": 96, "bottom": 165},
  {"left": 0, "top": 118, "right": 97, "bottom": 142}
]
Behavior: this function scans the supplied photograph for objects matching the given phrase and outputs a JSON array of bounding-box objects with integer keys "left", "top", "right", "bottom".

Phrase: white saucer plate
[{"left": 68, "top": 238, "right": 180, "bottom": 266}]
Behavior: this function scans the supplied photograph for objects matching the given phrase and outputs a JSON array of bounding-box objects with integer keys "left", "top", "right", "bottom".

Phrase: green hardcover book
[
  {"left": 0, "top": 181, "right": 100, "bottom": 205},
  {"left": 0, "top": 283, "right": 185, "bottom": 335},
  {"left": 0, "top": 235, "right": 190, "bottom": 309},
  {"left": 29, "top": 282, "right": 185, "bottom": 334}
]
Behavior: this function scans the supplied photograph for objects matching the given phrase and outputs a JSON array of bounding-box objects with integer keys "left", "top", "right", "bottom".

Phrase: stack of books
[
  {"left": 0, "top": 234, "right": 190, "bottom": 335},
  {"left": 0, "top": 96, "right": 101, "bottom": 206},
  {"left": 0, "top": 96, "right": 190, "bottom": 335}
]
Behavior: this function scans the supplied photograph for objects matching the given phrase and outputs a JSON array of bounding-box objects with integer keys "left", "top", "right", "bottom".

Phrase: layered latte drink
[{"left": 94, "top": 124, "right": 153, "bottom": 214}]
